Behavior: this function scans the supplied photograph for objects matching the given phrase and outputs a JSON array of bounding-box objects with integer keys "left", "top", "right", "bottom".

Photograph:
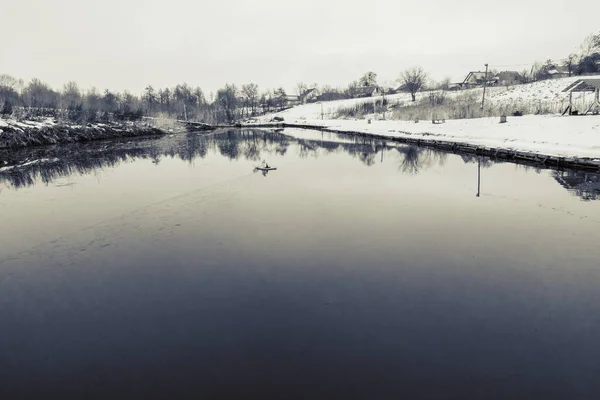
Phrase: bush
[{"left": 1, "top": 100, "right": 12, "bottom": 116}]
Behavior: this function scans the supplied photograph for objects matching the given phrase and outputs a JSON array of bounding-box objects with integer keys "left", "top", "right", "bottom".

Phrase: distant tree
[
  {"left": 580, "top": 32, "right": 600, "bottom": 58},
  {"left": 0, "top": 74, "right": 21, "bottom": 110},
  {"left": 564, "top": 54, "right": 578, "bottom": 77},
  {"left": 576, "top": 53, "right": 600, "bottom": 75},
  {"left": 0, "top": 74, "right": 22, "bottom": 94},
  {"left": 194, "top": 87, "right": 206, "bottom": 105},
  {"left": 1, "top": 99, "right": 12, "bottom": 116},
  {"left": 159, "top": 88, "right": 171, "bottom": 111},
  {"left": 119, "top": 91, "right": 141, "bottom": 120},
  {"left": 438, "top": 77, "right": 451, "bottom": 90},
  {"left": 274, "top": 87, "right": 287, "bottom": 110},
  {"left": 532, "top": 60, "right": 553, "bottom": 81},
  {"left": 241, "top": 83, "right": 259, "bottom": 115},
  {"left": 400, "top": 66, "right": 428, "bottom": 101},
  {"left": 346, "top": 80, "right": 359, "bottom": 98},
  {"left": 144, "top": 85, "right": 158, "bottom": 112},
  {"left": 22, "top": 78, "right": 58, "bottom": 109},
  {"left": 61, "top": 81, "right": 82, "bottom": 110},
  {"left": 296, "top": 82, "right": 308, "bottom": 96},
  {"left": 101, "top": 89, "right": 119, "bottom": 114},
  {"left": 84, "top": 87, "right": 102, "bottom": 120},
  {"left": 359, "top": 71, "right": 377, "bottom": 87},
  {"left": 216, "top": 84, "right": 238, "bottom": 122}
]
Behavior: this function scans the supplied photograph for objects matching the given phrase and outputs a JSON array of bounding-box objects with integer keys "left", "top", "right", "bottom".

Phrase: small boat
[{"left": 255, "top": 166, "right": 277, "bottom": 171}]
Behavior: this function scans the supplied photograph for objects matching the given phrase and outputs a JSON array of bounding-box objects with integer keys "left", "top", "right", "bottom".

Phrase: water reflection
[
  {"left": 554, "top": 170, "right": 600, "bottom": 201},
  {"left": 1, "top": 128, "right": 599, "bottom": 201}
]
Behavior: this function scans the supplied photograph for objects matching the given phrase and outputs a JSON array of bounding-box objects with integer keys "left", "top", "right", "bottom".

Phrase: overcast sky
[{"left": 2, "top": 0, "right": 598, "bottom": 95}]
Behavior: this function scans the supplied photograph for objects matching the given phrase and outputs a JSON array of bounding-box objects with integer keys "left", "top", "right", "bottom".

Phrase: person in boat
[{"left": 261, "top": 160, "right": 270, "bottom": 168}]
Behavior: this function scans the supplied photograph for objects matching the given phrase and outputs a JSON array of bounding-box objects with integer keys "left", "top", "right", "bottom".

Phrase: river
[{"left": 1, "top": 128, "right": 600, "bottom": 398}]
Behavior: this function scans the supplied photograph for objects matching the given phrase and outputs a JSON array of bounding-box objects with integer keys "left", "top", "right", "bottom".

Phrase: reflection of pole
[
  {"left": 476, "top": 158, "right": 481, "bottom": 197},
  {"left": 381, "top": 145, "right": 384, "bottom": 163}
]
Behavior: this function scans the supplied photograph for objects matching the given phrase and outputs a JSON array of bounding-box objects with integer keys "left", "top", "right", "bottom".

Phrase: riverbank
[
  {"left": 243, "top": 115, "right": 600, "bottom": 171},
  {"left": 0, "top": 117, "right": 188, "bottom": 149}
]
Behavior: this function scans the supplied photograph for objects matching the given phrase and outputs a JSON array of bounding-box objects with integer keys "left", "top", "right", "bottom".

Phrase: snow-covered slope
[{"left": 257, "top": 75, "right": 600, "bottom": 122}]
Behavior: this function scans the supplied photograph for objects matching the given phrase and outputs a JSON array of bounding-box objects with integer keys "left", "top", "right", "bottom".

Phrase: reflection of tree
[
  {"left": 358, "top": 152, "right": 376, "bottom": 166},
  {"left": 460, "top": 154, "right": 493, "bottom": 168},
  {"left": 553, "top": 170, "right": 600, "bottom": 201},
  {"left": 398, "top": 146, "right": 429, "bottom": 174},
  {"left": 298, "top": 140, "right": 319, "bottom": 159},
  {"left": 216, "top": 131, "right": 240, "bottom": 160},
  {"left": 14, "top": 128, "right": 575, "bottom": 192}
]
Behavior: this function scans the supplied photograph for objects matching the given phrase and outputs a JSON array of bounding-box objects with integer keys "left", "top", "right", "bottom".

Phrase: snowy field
[
  {"left": 252, "top": 76, "right": 600, "bottom": 160},
  {"left": 257, "top": 75, "right": 600, "bottom": 122}
]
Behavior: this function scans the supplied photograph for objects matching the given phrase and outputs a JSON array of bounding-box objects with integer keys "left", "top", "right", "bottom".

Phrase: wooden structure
[{"left": 562, "top": 79, "right": 600, "bottom": 115}]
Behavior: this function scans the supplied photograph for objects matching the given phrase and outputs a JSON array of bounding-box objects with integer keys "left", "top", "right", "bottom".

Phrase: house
[
  {"left": 353, "top": 85, "right": 381, "bottom": 98},
  {"left": 299, "top": 88, "right": 317, "bottom": 104},
  {"left": 284, "top": 95, "right": 301, "bottom": 107},
  {"left": 546, "top": 65, "right": 570, "bottom": 79},
  {"left": 395, "top": 83, "right": 410, "bottom": 93},
  {"left": 316, "top": 92, "right": 347, "bottom": 102},
  {"left": 493, "top": 71, "right": 524, "bottom": 86},
  {"left": 461, "top": 71, "right": 489, "bottom": 88}
]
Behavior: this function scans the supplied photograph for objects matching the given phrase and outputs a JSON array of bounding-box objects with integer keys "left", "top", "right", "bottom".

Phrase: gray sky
[{"left": 2, "top": 0, "right": 598, "bottom": 95}]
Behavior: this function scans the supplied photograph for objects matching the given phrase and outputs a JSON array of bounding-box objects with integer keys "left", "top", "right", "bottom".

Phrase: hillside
[{"left": 258, "top": 75, "right": 600, "bottom": 122}]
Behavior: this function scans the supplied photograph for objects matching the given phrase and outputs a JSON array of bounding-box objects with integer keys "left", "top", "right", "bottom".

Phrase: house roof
[
  {"left": 547, "top": 65, "right": 569, "bottom": 75},
  {"left": 396, "top": 83, "right": 410, "bottom": 92},
  {"left": 463, "top": 71, "right": 487, "bottom": 83},
  {"left": 355, "top": 85, "right": 379, "bottom": 96},
  {"left": 494, "top": 71, "right": 522, "bottom": 81},
  {"left": 562, "top": 79, "right": 600, "bottom": 93},
  {"left": 300, "top": 88, "right": 316, "bottom": 98}
]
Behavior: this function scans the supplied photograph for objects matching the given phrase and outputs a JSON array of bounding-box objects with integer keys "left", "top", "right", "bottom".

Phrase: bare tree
[
  {"left": 61, "top": 81, "right": 82, "bottom": 110},
  {"left": 564, "top": 54, "right": 578, "bottom": 77},
  {"left": 438, "top": 77, "right": 451, "bottom": 90},
  {"left": 274, "top": 87, "right": 287, "bottom": 110},
  {"left": 0, "top": 74, "right": 22, "bottom": 112},
  {"left": 216, "top": 84, "right": 238, "bottom": 122},
  {"left": 359, "top": 71, "right": 377, "bottom": 87},
  {"left": 580, "top": 32, "right": 600, "bottom": 58},
  {"left": 241, "top": 83, "right": 259, "bottom": 115},
  {"left": 143, "top": 85, "right": 158, "bottom": 112},
  {"left": 296, "top": 82, "right": 308, "bottom": 96},
  {"left": 346, "top": 80, "right": 359, "bottom": 98},
  {"left": 400, "top": 66, "right": 428, "bottom": 102}
]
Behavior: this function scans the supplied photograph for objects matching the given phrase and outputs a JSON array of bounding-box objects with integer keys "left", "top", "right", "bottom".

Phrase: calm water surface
[{"left": 1, "top": 128, "right": 600, "bottom": 399}]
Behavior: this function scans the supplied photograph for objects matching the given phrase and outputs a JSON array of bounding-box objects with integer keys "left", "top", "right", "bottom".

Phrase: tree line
[{"left": 1, "top": 32, "right": 598, "bottom": 124}]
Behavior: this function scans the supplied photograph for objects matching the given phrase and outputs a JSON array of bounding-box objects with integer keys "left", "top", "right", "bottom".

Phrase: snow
[
  {"left": 270, "top": 115, "right": 600, "bottom": 160},
  {"left": 0, "top": 158, "right": 60, "bottom": 172},
  {"left": 251, "top": 75, "right": 600, "bottom": 160},
  {"left": 257, "top": 75, "right": 600, "bottom": 123}
]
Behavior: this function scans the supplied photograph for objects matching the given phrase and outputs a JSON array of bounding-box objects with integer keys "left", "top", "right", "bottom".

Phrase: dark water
[{"left": 1, "top": 129, "right": 600, "bottom": 399}]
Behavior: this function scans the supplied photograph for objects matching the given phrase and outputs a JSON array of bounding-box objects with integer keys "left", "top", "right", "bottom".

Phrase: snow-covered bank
[
  {"left": 246, "top": 115, "right": 600, "bottom": 168},
  {"left": 0, "top": 117, "right": 176, "bottom": 149},
  {"left": 246, "top": 75, "right": 600, "bottom": 164},
  {"left": 279, "top": 115, "right": 600, "bottom": 159}
]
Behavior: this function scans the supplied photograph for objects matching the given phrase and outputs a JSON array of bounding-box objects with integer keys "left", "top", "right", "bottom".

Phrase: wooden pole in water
[{"left": 481, "top": 63, "right": 489, "bottom": 112}]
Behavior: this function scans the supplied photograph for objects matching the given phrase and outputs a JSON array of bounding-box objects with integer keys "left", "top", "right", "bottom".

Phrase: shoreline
[
  {"left": 241, "top": 119, "right": 600, "bottom": 172},
  {"left": 0, "top": 118, "right": 216, "bottom": 150}
]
